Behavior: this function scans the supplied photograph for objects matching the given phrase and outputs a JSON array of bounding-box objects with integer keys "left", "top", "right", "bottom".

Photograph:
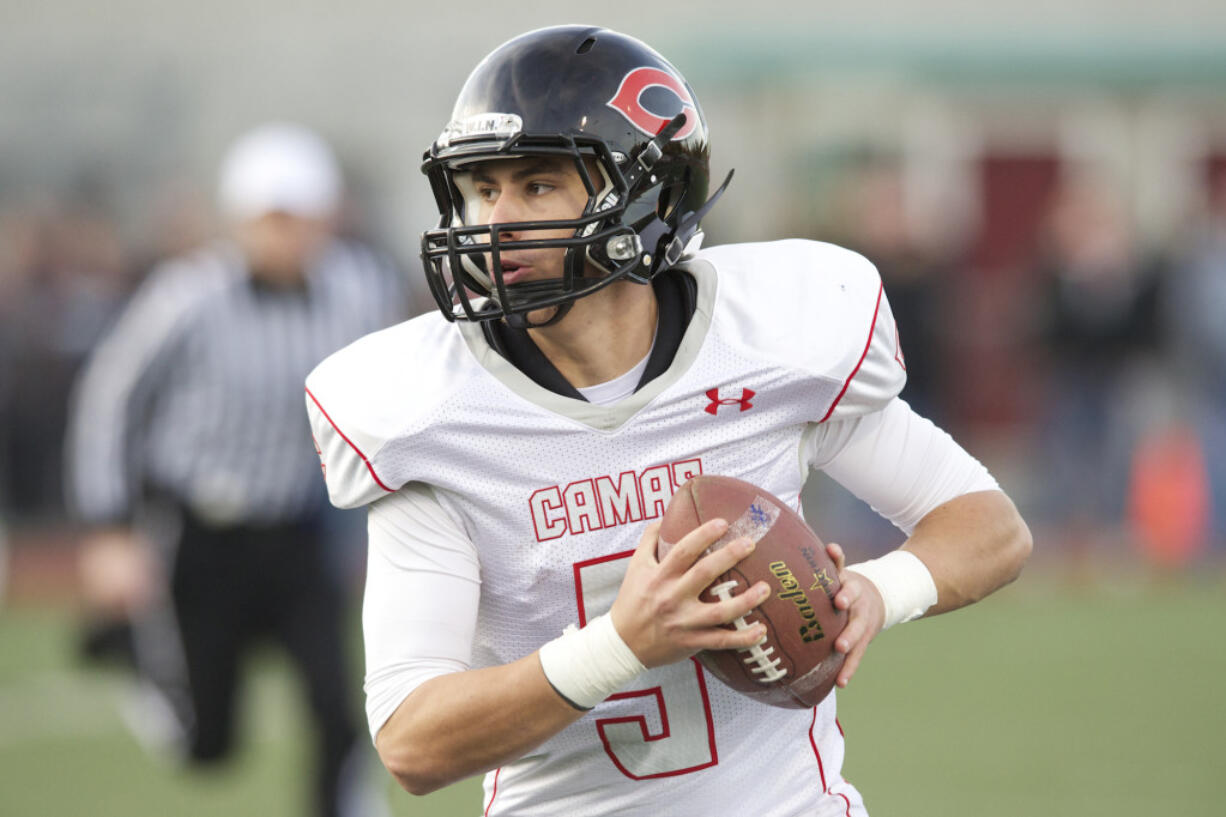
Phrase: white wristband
[
  {"left": 844, "top": 550, "right": 938, "bottom": 630},
  {"left": 538, "top": 613, "right": 646, "bottom": 710}
]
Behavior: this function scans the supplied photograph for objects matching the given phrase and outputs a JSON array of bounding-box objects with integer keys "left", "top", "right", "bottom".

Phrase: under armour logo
[{"left": 705, "top": 387, "right": 755, "bottom": 415}]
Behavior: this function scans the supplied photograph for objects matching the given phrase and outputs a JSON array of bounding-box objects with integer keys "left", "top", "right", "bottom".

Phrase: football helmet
[{"left": 420, "top": 25, "right": 731, "bottom": 326}]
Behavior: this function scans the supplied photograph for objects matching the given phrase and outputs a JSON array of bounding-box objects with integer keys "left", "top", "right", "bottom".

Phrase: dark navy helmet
[{"left": 420, "top": 25, "right": 731, "bottom": 325}]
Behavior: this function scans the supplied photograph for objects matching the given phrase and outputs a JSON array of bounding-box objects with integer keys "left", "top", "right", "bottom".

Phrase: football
[{"left": 658, "top": 475, "right": 846, "bottom": 708}]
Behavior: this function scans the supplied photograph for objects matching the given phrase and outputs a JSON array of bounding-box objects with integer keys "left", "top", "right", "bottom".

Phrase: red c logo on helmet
[{"left": 607, "top": 66, "right": 698, "bottom": 141}]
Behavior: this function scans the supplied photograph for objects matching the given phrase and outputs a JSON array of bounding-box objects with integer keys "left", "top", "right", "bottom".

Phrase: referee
[{"left": 66, "top": 123, "right": 405, "bottom": 817}]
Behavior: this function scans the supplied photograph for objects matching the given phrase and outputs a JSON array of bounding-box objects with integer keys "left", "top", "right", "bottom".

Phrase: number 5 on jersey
[{"left": 574, "top": 551, "right": 719, "bottom": 779}]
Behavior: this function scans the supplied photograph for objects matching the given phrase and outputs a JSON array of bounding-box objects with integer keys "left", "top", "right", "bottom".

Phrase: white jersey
[{"left": 306, "top": 239, "right": 985, "bottom": 816}]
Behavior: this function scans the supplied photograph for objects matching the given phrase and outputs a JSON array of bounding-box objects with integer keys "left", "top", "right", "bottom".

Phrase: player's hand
[
  {"left": 610, "top": 520, "right": 771, "bottom": 669},
  {"left": 828, "top": 542, "right": 886, "bottom": 689}
]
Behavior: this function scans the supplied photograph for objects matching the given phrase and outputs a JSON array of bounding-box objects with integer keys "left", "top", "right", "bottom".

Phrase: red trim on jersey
[
  {"left": 808, "top": 706, "right": 828, "bottom": 790},
  {"left": 811, "top": 708, "right": 853, "bottom": 816},
  {"left": 304, "top": 387, "right": 394, "bottom": 493},
  {"left": 484, "top": 767, "right": 501, "bottom": 816},
  {"left": 818, "top": 281, "right": 885, "bottom": 423}
]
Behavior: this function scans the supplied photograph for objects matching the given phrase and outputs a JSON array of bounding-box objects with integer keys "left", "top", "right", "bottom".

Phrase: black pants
[{"left": 170, "top": 508, "right": 360, "bottom": 817}]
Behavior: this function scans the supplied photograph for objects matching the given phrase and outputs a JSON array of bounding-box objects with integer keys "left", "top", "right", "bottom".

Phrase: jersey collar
[
  {"left": 461, "top": 259, "right": 716, "bottom": 431},
  {"left": 480, "top": 268, "right": 698, "bottom": 402}
]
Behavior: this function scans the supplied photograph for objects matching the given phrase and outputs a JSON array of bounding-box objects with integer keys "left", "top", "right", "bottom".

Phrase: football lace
[{"left": 709, "top": 579, "right": 787, "bottom": 683}]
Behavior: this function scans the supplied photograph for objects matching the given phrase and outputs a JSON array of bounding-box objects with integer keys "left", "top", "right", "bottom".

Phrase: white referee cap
[{"left": 217, "top": 122, "right": 341, "bottom": 221}]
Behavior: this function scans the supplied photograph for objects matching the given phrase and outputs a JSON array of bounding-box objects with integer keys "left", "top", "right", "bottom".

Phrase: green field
[{"left": 1, "top": 572, "right": 1223, "bottom": 816}]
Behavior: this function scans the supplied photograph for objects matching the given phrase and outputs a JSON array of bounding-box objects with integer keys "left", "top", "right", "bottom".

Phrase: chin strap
[
  {"left": 621, "top": 113, "right": 689, "bottom": 191},
  {"left": 671, "top": 170, "right": 733, "bottom": 261},
  {"left": 499, "top": 272, "right": 607, "bottom": 328},
  {"left": 506, "top": 302, "right": 572, "bottom": 329},
  {"left": 634, "top": 168, "right": 734, "bottom": 280}
]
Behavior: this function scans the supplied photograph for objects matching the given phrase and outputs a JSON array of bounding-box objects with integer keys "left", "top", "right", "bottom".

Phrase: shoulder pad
[
  {"left": 305, "top": 315, "right": 459, "bottom": 508},
  {"left": 698, "top": 239, "right": 907, "bottom": 421}
]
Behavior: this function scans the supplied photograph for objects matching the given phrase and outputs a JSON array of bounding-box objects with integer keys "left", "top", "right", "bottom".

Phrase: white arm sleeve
[
  {"left": 362, "top": 481, "right": 481, "bottom": 743},
  {"left": 804, "top": 397, "right": 1000, "bottom": 535}
]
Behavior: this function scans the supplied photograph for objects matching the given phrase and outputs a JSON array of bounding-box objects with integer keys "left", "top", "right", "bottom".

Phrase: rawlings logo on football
[
  {"left": 607, "top": 66, "right": 698, "bottom": 140},
  {"left": 770, "top": 560, "right": 826, "bottom": 643}
]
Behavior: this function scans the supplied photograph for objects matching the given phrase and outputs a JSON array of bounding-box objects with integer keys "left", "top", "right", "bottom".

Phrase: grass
[
  {"left": 1, "top": 572, "right": 1223, "bottom": 816},
  {"left": 838, "top": 573, "right": 1226, "bottom": 816}
]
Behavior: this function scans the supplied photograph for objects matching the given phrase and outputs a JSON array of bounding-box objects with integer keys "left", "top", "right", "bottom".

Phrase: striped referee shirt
[{"left": 67, "top": 238, "right": 408, "bottom": 527}]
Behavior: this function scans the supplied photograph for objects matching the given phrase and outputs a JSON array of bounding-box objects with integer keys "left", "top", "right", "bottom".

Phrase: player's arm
[
  {"left": 809, "top": 398, "right": 1032, "bottom": 686},
  {"left": 365, "top": 484, "right": 767, "bottom": 795},
  {"left": 872, "top": 489, "right": 1028, "bottom": 617},
  {"left": 65, "top": 267, "right": 190, "bottom": 610}
]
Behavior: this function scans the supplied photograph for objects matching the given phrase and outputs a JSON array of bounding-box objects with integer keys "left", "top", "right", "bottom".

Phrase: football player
[{"left": 307, "top": 25, "right": 1031, "bottom": 816}]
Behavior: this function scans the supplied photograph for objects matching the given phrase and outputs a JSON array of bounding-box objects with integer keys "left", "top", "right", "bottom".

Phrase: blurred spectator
[
  {"left": 1126, "top": 421, "right": 1210, "bottom": 569},
  {"left": 142, "top": 179, "right": 216, "bottom": 265},
  {"left": 0, "top": 193, "right": 136, "bottom": 518},
  {"left": 1032, "top": 174, "right": 1162, "bottom": 561},
  {"left": 65, "top": 123, "right": 407, "bottom": 817},
  {"left": 831, "top": 160, "right": 956, "bottom": 424},
  {"left": 1162, "top": 171, "right": 1226, "bottom": 555}
]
